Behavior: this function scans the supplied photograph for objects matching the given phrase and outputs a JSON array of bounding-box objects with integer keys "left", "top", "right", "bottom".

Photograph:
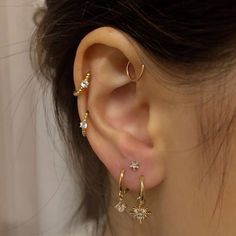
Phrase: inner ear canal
[{"left": 105, "top": 82, "right": 151, "bottom": 146}]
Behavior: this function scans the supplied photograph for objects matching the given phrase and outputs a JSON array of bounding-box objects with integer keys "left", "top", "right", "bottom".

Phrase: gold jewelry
[
  {"left": 114, "top": 169, "right": 129, "bottom": 213},
  {"left": 130, "top": 175, "right": 151, "bottom": 224},
  {"left": 73, "top": 72, "right": 91, "bottom": 96},
  {"left": 80, "top": 111, "right": 89, "bottom": 137},
  {"left": 126, "top": 61, "right": 145, "bottom": 82},
  {"left": 129, "top": 160, "right": 140, "bottom": 172}
]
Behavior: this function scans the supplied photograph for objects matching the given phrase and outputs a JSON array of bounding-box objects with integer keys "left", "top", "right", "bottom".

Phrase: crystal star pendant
[
  {"left": 130, "top": 204, "right": 151, "bottom": 224},
  {"left": 129, "top": 160, "right": 140, "bottom": 171}
]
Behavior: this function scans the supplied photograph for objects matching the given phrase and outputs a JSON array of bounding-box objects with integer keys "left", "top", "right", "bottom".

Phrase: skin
[{"left": 73, "top": 26, "right": 236, "bottom": 236}]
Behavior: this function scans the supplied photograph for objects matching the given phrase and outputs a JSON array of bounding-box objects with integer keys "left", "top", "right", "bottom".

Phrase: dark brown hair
[{"left": 31, "top": 0, "right": 236, "bottom": 233}]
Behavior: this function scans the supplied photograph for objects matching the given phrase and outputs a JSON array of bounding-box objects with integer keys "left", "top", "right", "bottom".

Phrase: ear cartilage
[{"left": 129, "top": 160, "right": 140, "bottom": 172}]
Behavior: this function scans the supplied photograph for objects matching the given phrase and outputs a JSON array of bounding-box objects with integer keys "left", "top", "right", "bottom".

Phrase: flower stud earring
[
  {"left": 129, "top": 160, "right": 140, "bottom": 172},
  {"left": 130, "top": 175, "right": 151, "bottom": 224},
  {"left": 73, "top": 72, "right": 91, "bottom": 96},
  {"left": 114, "top": 169, "right": 129, "bottom": 213},
  {"left": 80, "top": 111, "right": 89, "bottom": 137}
]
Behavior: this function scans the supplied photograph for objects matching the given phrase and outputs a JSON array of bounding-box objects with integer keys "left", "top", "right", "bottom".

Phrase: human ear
[{"left": 73, "top": 26, "right": 165, "bottom": 191}]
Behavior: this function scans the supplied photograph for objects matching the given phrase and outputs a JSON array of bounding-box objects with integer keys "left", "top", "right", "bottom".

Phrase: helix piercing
[
  {"left": 80, "top": 111, "right": 89, "bottom": 137},
  {"left": 73, "top": 72, "right": 91, "bottom": 96},
  {"left": 126, "top": 61, "right": 145, "bottom": 82}
]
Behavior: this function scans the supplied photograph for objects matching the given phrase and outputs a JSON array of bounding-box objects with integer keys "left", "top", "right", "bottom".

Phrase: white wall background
[{"left": 0, "top": 1, "right": 91, "bottom": 235}]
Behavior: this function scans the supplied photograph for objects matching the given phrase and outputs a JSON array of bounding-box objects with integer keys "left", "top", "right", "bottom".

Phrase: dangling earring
[
  {"left": 126, "top": 61, "right": 145, "bottom": 82},
  {"left": 80, "top": 111, "right": 89, "bottom": 137},
  {"left": 73, "top": 72, "right": 91, "bottom": 96},
  {"left": 130, "top": 175, "right": 151, "bottom": 224},
  {"left": 114, "top": 169, "right": 129, "bottom": 213}
]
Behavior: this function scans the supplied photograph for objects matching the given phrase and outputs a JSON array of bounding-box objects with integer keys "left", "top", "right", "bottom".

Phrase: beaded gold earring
[{"left": 73, "top": 72, "right": 91, "bottom": 96}]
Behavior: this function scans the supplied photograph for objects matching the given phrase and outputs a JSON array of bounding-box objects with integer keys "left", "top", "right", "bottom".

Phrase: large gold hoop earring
[
  {"left": 126, "top": 61, "right": 145, "bottom": 82},
  {"left": 114, "top": 169, "right": 129, "bottom": 213}
]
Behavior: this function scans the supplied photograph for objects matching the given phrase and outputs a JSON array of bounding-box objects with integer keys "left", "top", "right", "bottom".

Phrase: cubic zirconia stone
[
  {"left": 81, "top": 80, "right": 89, "bottom": 88},
  {"left": 129, "top": 160, "right": 139, "bottom": 171},
  {"left": 114, "top": 202, "right": 127, "bottom": 213},
  {"left": 80, "top": 121, "right": 87, "bottom": 129}
]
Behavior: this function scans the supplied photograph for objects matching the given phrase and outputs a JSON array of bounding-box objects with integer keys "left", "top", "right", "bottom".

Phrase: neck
[{"left": 104, "top": 142, "right": 236, "bottom": 236}]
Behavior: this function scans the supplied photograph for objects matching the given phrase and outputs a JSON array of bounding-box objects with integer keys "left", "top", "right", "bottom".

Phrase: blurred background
[{"left": 0, "top": 1, "right": 87, "bottom": 235}]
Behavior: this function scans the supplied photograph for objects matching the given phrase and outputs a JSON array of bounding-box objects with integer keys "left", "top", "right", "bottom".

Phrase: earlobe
[{"left": 73, "top": 26, "right": 165, "bottom": 192}]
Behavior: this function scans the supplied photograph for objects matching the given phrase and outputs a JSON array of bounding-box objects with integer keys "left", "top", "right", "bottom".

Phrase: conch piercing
[
  {"left": 73, "top": 72, "right": 91, "bottom": 96},
  {"left": 130, "top": 175, "right": 151, "bottom": 224},
  {"left": 126, "top": 61, "right": 145, "bottom": 82},
  {"left": 114, "top": 169, "right": 129, "bottom": 213},
  {"left": 80, "top": 111, "right": 89, "bottom": 137}
]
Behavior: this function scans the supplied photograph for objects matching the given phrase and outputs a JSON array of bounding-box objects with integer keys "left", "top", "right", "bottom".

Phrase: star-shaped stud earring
[{"left": 129, "top": 160, "right": 140, "bottom": 171}]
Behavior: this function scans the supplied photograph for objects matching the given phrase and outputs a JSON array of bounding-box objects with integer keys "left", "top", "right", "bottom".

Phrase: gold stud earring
[
  {"left": 114, "top": 169, "right": 129, "bottom": 213},
  {"left": 129, "top": 160, "right": 140, "bottom": 172},
  {"left": 130, "top": 175, "right": 151, "bottom": 224},
  {"left": 80, "top": 111, "right": 89, "bottom": 137},
  {"left": 73, "top": 72, "right": 91, "bottom": 96},
  {"left": 126, "top": 61, "right": 145, "bottom": 82}
]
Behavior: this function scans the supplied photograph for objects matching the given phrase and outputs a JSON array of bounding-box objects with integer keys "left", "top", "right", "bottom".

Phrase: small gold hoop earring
[
  {"left": 130, "top": 175, "right": 151, "bottom": 224},
  {"left": 80, "top": 111, "right": 89, "bottom": 137},
  {"left": 114, "top": 169, "right": 129, "bottom": 213},
  {"left": 73, "top": 72, "right": 91, "bottom": 96},
  {"left": 126, "top": 61, "right": 145, "bottom": 82}
]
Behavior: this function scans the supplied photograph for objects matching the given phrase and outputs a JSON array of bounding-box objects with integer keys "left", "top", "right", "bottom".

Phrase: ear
[{"left": 73, "top": 26, "right": 165, "bottom": 191}]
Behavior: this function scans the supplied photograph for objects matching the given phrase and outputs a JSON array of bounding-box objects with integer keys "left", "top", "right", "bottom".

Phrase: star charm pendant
[
  {"left": 130, "top": 204, "right": 151, "bottom": 224},
  {"left": 129, "top": 160, "right": 140, "bottom": 171}
]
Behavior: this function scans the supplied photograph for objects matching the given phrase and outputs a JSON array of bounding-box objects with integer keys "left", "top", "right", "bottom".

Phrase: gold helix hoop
[
  {"left": 126, "top": 61, "right": 145, "bottom": 82},
  {"left": 80, "top": 111, "right": 89, "bottom": 137},
  {"left": 73, "top": 72, "right": 91, "bottom": 96}
]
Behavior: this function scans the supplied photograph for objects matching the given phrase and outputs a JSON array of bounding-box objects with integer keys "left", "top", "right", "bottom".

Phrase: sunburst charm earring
[
  {"left": 130, "top": 175, "right": 151, "bottom": 224},
  {"left": 73, "top": 72, "right": 91, "bottom": 96},
  {"left": 80, "top": 111, "right": 89, "bottom": 137},
  {"left": 114, "top": 169, "right": 129, "bottom": 213}
]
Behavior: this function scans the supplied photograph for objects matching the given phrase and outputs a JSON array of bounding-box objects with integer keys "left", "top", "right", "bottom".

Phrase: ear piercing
[
  {"left": 130, "top": 175, "right": 151, "bottom": 224},
  {"left": 129, "top": 160, "right": 140, "bottom": 171},
  {"left": 73, "top": 72, "right": 91, "bottom": 136},
  {"left": 73, "top": 72, "right": 91, "bottom": 96},
  {"left": 80, "top": 111, "right": 89, "bottom": 137},
  {"left": 73, "top": 62, "right": 145, "bottom": 137},
  {"left": 114, "top": 169, "right": 129, "bottom": 213},
  {"left": 126, "top": 61, "right": 145, "bottom": 82},
  {"left": 115, "top": 163, "right": 151, "bottom": 223}
]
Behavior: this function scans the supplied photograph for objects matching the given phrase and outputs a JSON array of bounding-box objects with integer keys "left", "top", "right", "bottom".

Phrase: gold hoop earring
[
  {"left": 126, "top": 61, "right": 145, "bottom": 82},
  {"left": 130, "top": 175, "right": 151, "bottom": 224},
  {"left": 73, "top": 72, "right": 91, "bottom": 96},
  {"left": 114, "top": 169, "right": 129, "bottom": 213},
  {"left": 80, "top": 111, "right": 89, "bottom": 137}
]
